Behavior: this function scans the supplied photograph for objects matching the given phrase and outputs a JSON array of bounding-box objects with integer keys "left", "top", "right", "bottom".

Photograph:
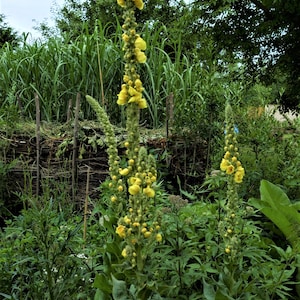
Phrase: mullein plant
[
  {"left": 219, "top": 102, "right": 245, "bottom": 259},
  {"left": 86, "top": 0, "right": 162, "bottom": 291}
]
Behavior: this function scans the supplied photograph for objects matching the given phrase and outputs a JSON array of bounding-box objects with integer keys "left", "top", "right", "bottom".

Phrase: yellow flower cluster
[
  {"left": 220, "top": 116, "right": 245, "bottom": 183},
  {"left": 114, "top": 147, "right": 162, "bottom": 265},
  {"left": 117, "top": 0, "right": 144, "bottom": 10},
  {"left": 116, "top": 0, "right": 147, "bottom": 109},
  {"left": 114, "top": 0, "right": 162, "bottom": 271},
  {"left": 219, "top": 103, "right": 244, "bottom": 259},
  {"left": 134, "top": 35, "right": 147, "bottom": 63},
  {"left": 116, "top": 146, "right": 157, "bottom": 198},
  {"left": 117, "top": 79, "right": 147, "bottom": 108},
  {"left": 117, "top": 217, "right": 162, "bottom": 265},
  {"left": 220, "top": 149, "right": 245, "bottom": 183}
]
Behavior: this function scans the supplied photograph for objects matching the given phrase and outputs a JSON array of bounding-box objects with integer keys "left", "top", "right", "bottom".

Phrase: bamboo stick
[
  {"left": 35, "top": 93, "right": 40, "bottom": 197},
  {"left": 72, "top": 93, "right": 81, "bottom": 203},
  {"left": 83, "top": 166, "right": 90, "bottom": 243}
]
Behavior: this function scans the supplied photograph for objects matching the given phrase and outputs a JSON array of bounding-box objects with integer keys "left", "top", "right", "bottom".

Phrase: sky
[{"left": 0, "top": 0, "right": 65, "bottom": 38}]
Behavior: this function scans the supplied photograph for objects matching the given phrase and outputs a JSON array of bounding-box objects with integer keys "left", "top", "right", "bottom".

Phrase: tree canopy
[
  {"left": 40, "top": 0, "right": 299, "bottom": 111},
  {"left": 0, "top": 14, "right": 19, "bottom": 47},
  {"left": 190, "top": 0, "right": 300, "bottom": 111}
]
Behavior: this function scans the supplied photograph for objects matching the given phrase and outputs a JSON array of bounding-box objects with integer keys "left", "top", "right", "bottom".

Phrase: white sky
[{"left": 0, "top": 0, "right": 65, "bottom": 38}]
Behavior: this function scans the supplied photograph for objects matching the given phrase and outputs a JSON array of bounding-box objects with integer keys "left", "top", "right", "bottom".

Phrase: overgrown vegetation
[{"left": 0, "top": 0, "right": 300, "bottom": 299}]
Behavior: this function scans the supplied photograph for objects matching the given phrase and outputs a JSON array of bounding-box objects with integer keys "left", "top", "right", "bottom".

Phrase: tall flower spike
[
  {"left": 219, "top": 102, "right": 245, "bottom": 259},
  {"left": 116, "top": 0, "right": 147, "bottom": 108}
]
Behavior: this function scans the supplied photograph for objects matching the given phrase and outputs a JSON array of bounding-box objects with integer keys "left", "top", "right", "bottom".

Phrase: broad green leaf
[
  {"left": 111, "top": 275, "right": 129, "bottom": 300},
  {"left": 93, "top": 273, "right": 112, "bottom": 293},
  {"left": 94, "top": 289, "right": 109, "bottom": 300},
  {"left": 250, "top": 180, "right": 300, "bottom": 249},
  {"left": 260, "top": 179, "right": 290, "bottom": 207},
  {"left": 203, "top": 279, "right": 216, "bottom": 300}
]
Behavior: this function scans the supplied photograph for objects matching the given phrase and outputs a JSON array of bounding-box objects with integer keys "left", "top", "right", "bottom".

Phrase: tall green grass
[
  {"left": 0, "top": 21, "right": 228, "bottom": 129},
  {"left": 0, "top": 23, "right": 123, "bottom": 123}
]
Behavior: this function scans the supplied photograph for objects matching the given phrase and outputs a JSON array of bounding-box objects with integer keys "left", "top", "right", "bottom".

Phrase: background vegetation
[{"left": 0, "top": 0, "right": 299, "bottom": 299}]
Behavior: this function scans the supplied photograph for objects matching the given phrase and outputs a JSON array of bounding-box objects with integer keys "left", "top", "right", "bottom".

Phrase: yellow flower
[
  {"left": 129, "top": 94, "right": 142, "bottom": 104},
  {"left": 116, "top": 225, "right": 126, "bottom": 238},
  {"left": 226, "top": 165, "right": 235, "bottom": 175},
  {"left": 144, "top": 231, "right": 151, "bottom": 238},
  {"left": 225, "top": 247, "right": 231, "bottom": 254},
  {"left": 135, "top": 48, "right": 147, "bottom": 63},
  {"left": 129, "top": 177, "right": 142, "bottom": 186},
  {"left": 127, "top": 86, "right": 142, "bottom": 104},
  {"left": 119, "top": 168, "right": 130, "bottom": 176},
  {"left": 123, "top": 215, "right": 131, "bottom": 224},
  {"left": 122, "top": 33, "right": 130, "bottom": 42},
  {"left": 135, "top": 37, "right": 146, "bottom": 50},
  {"left": 150, "top": 176, "right": 157, "bottom": 182},
  {"left": 121, "top": 248, "right": 127, "bottom": 257},
  {"left": 117, "top": 0, "right": 126, "bottom": 7},
  {"left": 143, "top": 186, "right": 155, "bottom": 198},
  {"left": 133, "top": 0, "right": 144, "bottom": 10},
  {"left": 128, "top": 86, "right": 139, "bottom": 96},
  {"left": 117, "top": 85, "right": 128, "bottom": 105},
  {"left": 224, "top": 151, "right": 231, "bottom": 159},
  {"left": 156, "top": 233, "right": 162, "bottom": 242},
  {"left": 138, "top": 98, "right": 147, "bottom": 109},
  {"left": 231, "top": 156, "right": 237, "bottom": 162},
  {"left": 135, "top": 78, "right": 143, "bottom": 88},
  {"left": 236, "top": 166, "right": 245, "bottom": 175},
  {"left": 129, "top": 184, "right": 140, "bottom": 195},
  {"left": 123, "top": 75, "right": 130, "bottom": 82},
  {"left": 128, "top": 159, "right": 135, "bottom": 166},
  {"left": 234, "top": 170, "right": 244, "bottom": 183},
  {"left": 111, "top": 196, "right": 117, "bottom": 202},
  {"left": 220, "top": 158, "right": 229, "bottom": 171}
]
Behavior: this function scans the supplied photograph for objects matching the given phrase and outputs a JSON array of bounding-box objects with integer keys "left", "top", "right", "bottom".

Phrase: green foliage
[
  {"left": 42, "top": 0, "right": 188, "bottom": 40},
  {"left": 0, "top": 159, "right": 18, "bottom": 223},
  {"left": 1, "top": 176, "right": 299, "bottom": 298},
  {"left": 0, "top": 14, "right": 19, "bottom": 47},
  {"left": 0, "top": 25, "right": 123, "bottom": 123},
  {"left": 0, "top": 201, "right": 92, "bottom": 299},
  {"left": 250, "top": 179, "right": 300, "bottom": 297},
  {"left": 250, "top": 180, "right": 300, "bottom": 250},
  {"left": 192, "top": 0, "right": 300, "bottom": 111},
  {"left": 236, "top": 112, "right": 300, "bottom": 199}
]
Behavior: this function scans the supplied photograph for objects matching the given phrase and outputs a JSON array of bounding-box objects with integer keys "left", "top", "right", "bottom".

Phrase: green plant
[
  {"left": 0, "top": 197, "right": 99, "bottom": 299},
  {"left": 0, "top": 159, "right": 18, "bottom": 224},
  {"left": 250, "top": 179, "right": 300, "bottom": 297}
]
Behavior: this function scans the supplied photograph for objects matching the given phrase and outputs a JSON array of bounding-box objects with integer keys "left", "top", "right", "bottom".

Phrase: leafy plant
[
  {"left": 250, "top": 179, "right": 300, "bottom": 297},
  {"left": 250, "top": 180, "right": 300, "bottom": 249}
]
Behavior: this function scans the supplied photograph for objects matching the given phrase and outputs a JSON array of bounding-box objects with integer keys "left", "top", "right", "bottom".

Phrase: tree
[
  {"left": 39, "top": 0, "right": 188, "bottom": 40},
  {"left": 191, "top": 0, "right": 300, "bottom": 111},
  {"left": 0, "top": 14, "right": 19, "bottom": 47}
]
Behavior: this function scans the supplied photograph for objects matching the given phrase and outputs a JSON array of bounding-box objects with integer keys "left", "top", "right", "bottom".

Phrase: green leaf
[
  {"left": 203, "top": 279, "right": 216, "bottom": 300},
  {"left": 93, "top": 273, "right": 112, "bottom": 293},
  {"left": 111, "top": 274, "right": 129, "bottom": 300},
  {"left": 250, "top": 180, "right": 300, "bottom": 249},
  {"left": 94, "top": 289, "right": 109, "bottom": 300}
]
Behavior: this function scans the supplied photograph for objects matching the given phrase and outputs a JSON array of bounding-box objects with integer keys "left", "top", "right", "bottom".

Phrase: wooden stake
[
  {"left": 83, "top": 166, "right": 90, "bottom": 243},
  {"left": 166, "top": 93, "right": 174, "bottom": 139},
  {"left": 72, "top": 93, "right": 80, "bottom": 203},
  {"left": 66, "top": 98, "right": 73, "bottom": 123},
  {"left": 35, "top": 93, "right": 41, "bottom": 197}
]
